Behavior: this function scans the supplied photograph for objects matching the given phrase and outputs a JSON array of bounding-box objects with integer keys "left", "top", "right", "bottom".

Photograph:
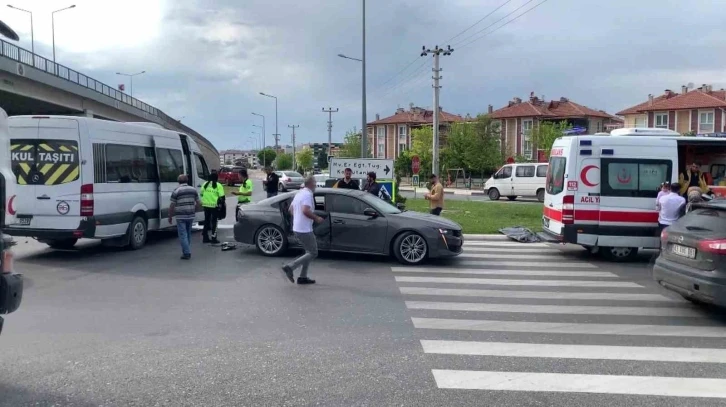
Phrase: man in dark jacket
[
  {"left": 333, "top": 167, "right": 360, "bottom": 190},
  {"left": 364, "top": 172, "right": 391, "bottom": 202},
  {"left": 263, "top": 167, "right": 280, "bottom": 198}
]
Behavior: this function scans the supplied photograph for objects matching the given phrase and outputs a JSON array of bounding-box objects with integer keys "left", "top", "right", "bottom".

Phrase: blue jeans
[{"left": 176, "top": 218, "right": 194, "bottom": 256}]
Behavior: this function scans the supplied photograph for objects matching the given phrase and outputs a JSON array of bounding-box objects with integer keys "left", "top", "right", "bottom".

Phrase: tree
[
  {"left": 317, "top": 151, "right": 328, "bottom": 169},
  {"left": 394, "top": 151, "right": 412, "bottom": 178},
  {"left": 531, "top": 120, "right": 572, "bottom": 159},
  {"left": 296, "top": 148, "right": 314, "bottom": 172},
  {"left": 339, "top": 128, "right": 362, "bottom": 158},
  {"left": 258, "top": 148, "right": 277, "bottom": 167},
  {"left": 410, "top": 126, "right": 434, "bottom": 179},
  {"left": 276, "top": 152, "right": 293, "bottom": 170},
  {"left": 225, "top": 159, "right": 232, "bottom": 165},
  {"left": 443, "top": 115, "right": 504, "bottom": 178}
]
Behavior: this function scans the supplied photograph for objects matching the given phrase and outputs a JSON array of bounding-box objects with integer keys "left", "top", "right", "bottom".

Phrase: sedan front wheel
[
  {"left": 255, "top": 224, "right": 287, "bottom": 256},
  {"left": 394, "top": 232, "right": 428, "bottom": 265}
]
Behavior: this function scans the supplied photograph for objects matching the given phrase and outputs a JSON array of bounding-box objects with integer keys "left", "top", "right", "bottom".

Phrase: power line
[
  {"left": 379, "top": 57, "right": 431, "bottom": 99},
  {"left": 374, "top": 55, "right": 423, "bottom": 91},
  {"left": 442, "top": 0, "right": 515, "bottom": 44},
  {"left": 457, "top": 0, "right": 549, "bottom": 50},
  {"left": 451, "top": 0, "right": 537, "bottom": 48}
]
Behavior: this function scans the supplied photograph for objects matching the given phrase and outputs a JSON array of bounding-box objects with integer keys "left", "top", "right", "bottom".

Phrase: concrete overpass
[{"left": 0, "top": 39, "right": 219, "bottom": 170}]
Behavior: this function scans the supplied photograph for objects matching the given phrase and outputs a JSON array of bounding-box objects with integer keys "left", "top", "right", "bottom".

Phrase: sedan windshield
[{"left": 359, "top": 193, "right": 401, "bottom": 214}]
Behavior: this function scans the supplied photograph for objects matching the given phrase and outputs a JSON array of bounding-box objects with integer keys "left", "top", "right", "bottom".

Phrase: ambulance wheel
[
  {"left": 488, "top": 188, "right": 501, "bottom": 200},
  {"left": 537, "top": 189, "right": 545, "bottom": 202},
  {"left": 45, "top": 238, "right": 78, "bottom": 250},
  {"left": 507, "top": 196, "right": 517, "bottom": 201},
  {"left": 601, "top": 246, "right": 638, "bottom": 262}
]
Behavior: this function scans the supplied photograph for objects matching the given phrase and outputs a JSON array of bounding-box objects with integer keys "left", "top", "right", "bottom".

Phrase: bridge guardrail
[{"left": 0, "top": 39, "right": 214, "bottom": 152}]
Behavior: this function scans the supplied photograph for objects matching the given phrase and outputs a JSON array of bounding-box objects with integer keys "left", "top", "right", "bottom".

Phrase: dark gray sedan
[{"left": 233, "top": 188, "right": 463, "bottom": 265}]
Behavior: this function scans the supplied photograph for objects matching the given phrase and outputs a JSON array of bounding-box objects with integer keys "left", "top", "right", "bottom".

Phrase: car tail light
[
  {"left": 562, "top": 195, "right": 575, "bottom": 224},
  {"left": 80, "top": 184, "right": 94, "bottom": 216},
  {"left": 698, "top": 239, "right": 726, "bottom": 255}
]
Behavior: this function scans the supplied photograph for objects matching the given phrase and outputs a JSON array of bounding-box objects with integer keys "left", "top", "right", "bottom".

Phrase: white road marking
[
  {"left": 391, "top": 267, "right": 617, "bottom": 278},
  {"left": 432, "top": 370, "right": 726, "bottom": 398},
  {"left": 406, "top": 301, "right": 703, "bottom": 317},
  {"left": 461, "top": 247, "right": 560, "bottom": 253},
  {"left": 394, "top": 276, "right": 641, "bottom": 288},
  {"left": 421, "top": 340, "right": 726, "bottom": 363},
  {"left": 412, "top": 317, "right": 726, "bottom": 337},
  {"left": 463, "top": 241, "right": 551, "bottom": 248},
  {"left": 399, "top": 287, "right": 675, "bottom": 301},
  {"left": 454, "top": 261, "right": 598, "bottom": 269},
  {"left": 459, "top": 253, "right": 563, "bottom": 260}
]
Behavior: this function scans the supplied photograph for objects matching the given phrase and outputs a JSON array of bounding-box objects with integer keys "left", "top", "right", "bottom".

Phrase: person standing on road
[
  {"left": 363, "top": 172, "right": 392, "bottom": 202},
  {"left": 425, "top": 174, "right": 445, "bottom": 216},
  {"left": 333, "top": 167, "right": 360, "bottom": 190},
  {"left": 281, "top": 177, "right": 323, "bottom": 285},
  {"left": 200, "top": 171, "right": 225, "bottom": 244},
  {"left": 169, "top": 174, "right": 201, "bottom": 260},
  {"left": 657, "top": 182, "right": 686, "bottom": 234},
  {"left": 232, "top": 169, "right": 253, "bottom": 221},
  {"left": 263, "top": 167, "right": 280, "bottom": 198}
]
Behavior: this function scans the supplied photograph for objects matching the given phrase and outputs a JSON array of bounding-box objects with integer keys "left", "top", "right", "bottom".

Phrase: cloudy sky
[{"left": 5, "top": 0, "right": 726, "bottom": 151}]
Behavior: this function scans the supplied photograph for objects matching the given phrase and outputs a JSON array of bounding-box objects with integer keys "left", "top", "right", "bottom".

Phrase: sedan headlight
[{"left": 438, "top": 228, "right": 452, "bottom": 235}]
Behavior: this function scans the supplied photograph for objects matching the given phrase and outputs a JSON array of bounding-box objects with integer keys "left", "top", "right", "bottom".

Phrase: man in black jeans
[{"left": 264, "top": 167, "right": 279, "bottom": 198}]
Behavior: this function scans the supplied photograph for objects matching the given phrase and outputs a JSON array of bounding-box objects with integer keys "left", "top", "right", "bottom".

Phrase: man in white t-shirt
[
  {"left": 656, "top": 182, "right": 686, "bottom": 233},
  {"left": 281, "top": 177, "right": 324, "bottom": 284}
]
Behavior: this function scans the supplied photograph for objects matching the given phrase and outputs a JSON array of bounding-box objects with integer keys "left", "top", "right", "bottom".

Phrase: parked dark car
[
  {"left": 233, "top": 188, "right": 463, "bottom": 264},
  {"left": 653, "top": 200, "right": 726, "bottom": 306}
]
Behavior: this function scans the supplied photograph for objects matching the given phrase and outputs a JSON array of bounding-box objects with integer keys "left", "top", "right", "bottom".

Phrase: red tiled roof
[
  {"left": 368, "top": 108, "right": 464, "bottom": 125},
  {"left": 490, "top": 97, "right": 614, "bottom": 120},
  {"left": 617, "top": 89, "right": 726, "bottom": 115}
]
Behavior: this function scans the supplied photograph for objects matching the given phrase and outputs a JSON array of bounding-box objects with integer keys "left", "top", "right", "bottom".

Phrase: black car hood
[{"left": 394, "top": 210, "right": 461, "bottom": 230}]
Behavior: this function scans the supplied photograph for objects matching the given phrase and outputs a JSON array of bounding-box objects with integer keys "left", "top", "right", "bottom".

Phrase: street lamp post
[
  {"left": 259, "top": 93, "right": 278, "bottom": 150},
  {"left": 337, "top": 42, "right": 368, "bottom": 157},
  {"left": 52, "top": 4, "right": 75, "bottom": 70},
  {"left": 116, "top": 71, "right": 146, "bottom": 97},
  {"left": 7, "top": 5, "right": 33, "bottom": 55},
  {"left": 251, "top": 112, "right": 266, "bottom": 167}
]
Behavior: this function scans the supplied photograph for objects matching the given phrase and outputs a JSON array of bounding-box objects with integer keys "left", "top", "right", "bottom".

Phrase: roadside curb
[
  {"left": 400, "top": 186, "right": 485, "bottom": 196},
  {"left": 463, "top": 234, "right": 511, "bottom": 241}
]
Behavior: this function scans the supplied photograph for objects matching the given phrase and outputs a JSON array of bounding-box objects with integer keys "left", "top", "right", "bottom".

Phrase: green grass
[{"left": 403, "top": 199, "right": 543, "bottom": 234}]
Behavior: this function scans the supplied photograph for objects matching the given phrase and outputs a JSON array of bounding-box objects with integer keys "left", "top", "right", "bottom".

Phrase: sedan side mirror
[{"left": 363, "top": 208, "right": 378, "bottom": 218}]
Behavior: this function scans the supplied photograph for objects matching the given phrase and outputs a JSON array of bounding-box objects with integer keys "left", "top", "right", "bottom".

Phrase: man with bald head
[{"left": 169, "top": 174, "right": 201, "bottom": 260}]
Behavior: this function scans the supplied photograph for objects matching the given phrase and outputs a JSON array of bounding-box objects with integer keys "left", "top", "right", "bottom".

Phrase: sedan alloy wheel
[
  {"left": 394, "top": 232, "right": 428, "bottom": 265},
  {"left": 256, "top": 225, "right": 286, "bottom": 256}
]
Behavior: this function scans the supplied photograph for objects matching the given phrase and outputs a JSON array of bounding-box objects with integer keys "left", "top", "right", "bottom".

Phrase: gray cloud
[{"left": 49, "top": 0, "right": 726, "bottom": 150}]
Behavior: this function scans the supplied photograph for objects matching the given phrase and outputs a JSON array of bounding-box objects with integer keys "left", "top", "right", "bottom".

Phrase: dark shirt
[
  {"left": 335, "top": 178, "right": 360, "bottom": 190},
  {"left": 688, "top": 171, "right": 701, "bottom": 188},
  {"left": 365, "top": 181, "right": 392, "bottom": 201},
  {"left": 266, "top": 172, "right": 280, "bottom": 193}
]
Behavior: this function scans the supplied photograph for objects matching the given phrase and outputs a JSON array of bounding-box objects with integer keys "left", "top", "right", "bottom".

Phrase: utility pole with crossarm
[
  {"left": 421, "top": 45, "right": 453, "bottom": 177},
  {"left": 321, "top": 107, "right": 339, "bottom": 159},
  {"left": 288, "top": 125, "right": 299, "bottom": 171}
]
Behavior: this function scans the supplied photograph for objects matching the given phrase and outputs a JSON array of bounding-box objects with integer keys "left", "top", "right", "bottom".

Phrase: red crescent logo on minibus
[
  {"left": 7, "top": 195, "right": 16, "bottom": 215},
  {"left": 580, "top": 165, "right": 599, "bottom": 187}
]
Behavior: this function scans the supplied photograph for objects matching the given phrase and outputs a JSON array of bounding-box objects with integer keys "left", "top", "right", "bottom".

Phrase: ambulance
[{"left": 541, "top": 127, "right": 726, "bottom": 261}]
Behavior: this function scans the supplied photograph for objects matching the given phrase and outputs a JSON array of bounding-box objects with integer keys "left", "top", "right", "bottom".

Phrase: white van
[
  {"left": 0, "top": 109, "right": 17, "bottom": 229},
  {"left": 5, "top": 116, "right": 212, "bottom": 249},
  {"left": 541, "top": 127, "right": 726, "bottom": 261},
  {"left": 484, "top": 163, "right": 548, "bottom": 202}
]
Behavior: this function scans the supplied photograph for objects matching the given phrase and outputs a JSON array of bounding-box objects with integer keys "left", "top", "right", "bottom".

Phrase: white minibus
[{"left": 5, "top": 116, "right": 212, "bottom": 249}]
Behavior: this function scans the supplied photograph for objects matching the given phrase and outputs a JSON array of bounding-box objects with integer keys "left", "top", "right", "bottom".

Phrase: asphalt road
[{"left": 2, "top": 185, "right": 726, "bottom": 406}]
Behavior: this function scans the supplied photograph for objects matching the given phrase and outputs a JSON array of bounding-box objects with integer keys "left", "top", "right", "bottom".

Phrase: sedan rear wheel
[
  {"left": 256, "top": 224, "right": 287, "bottom": 256},
  {"left": 394, "top": 232, "right": 428, "bottom": 265}
]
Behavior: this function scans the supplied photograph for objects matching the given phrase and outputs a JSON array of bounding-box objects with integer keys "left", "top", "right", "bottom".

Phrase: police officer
[
  {"left": 232, "top": 169, "right": 253, "bottom": 221},
  {"left": 200, "top": 171, "right": 225, "bottom": 244}
]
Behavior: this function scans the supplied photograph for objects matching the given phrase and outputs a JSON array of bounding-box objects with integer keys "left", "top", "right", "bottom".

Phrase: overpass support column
[{"left": 83, "top": 109, "right": 94, "bottom": 118}]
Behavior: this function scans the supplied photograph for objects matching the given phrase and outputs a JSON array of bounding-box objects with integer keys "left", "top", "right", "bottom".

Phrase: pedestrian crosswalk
[{"left": 392, "top": 236, "right": 726, "bottom": 401}]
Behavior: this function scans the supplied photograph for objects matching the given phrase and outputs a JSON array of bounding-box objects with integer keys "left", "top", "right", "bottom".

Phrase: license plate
[
  {"left": 17, "top": 217, "right": 31, "bottom": 226},
  {"left": 672, "top": 244, "right": 696, "bottom": 259},
  {"left": 543, "top": 217, "right": 550, "bottom": 228}
]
